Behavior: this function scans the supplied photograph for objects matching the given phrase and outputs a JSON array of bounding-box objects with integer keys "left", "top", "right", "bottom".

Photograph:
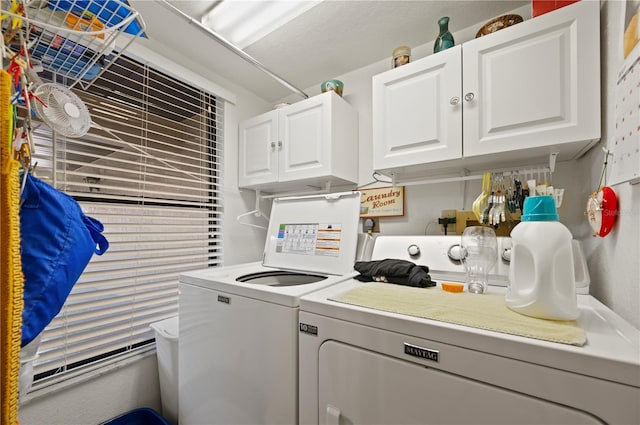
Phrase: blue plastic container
[{"left": 102, "top": 408, "right": 170, "bottom": 425}]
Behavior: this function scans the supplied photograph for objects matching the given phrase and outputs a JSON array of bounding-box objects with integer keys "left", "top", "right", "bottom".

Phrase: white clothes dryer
[
  {"left": 178, "top": 192, "right": 361, "bottom": 425},
  {"left": 298, "top": 236, "right": 640, "bottom": 425}
]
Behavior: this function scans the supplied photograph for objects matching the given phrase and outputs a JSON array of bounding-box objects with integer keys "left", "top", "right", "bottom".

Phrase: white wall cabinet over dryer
[
  {"left": 373, "top": 0, "right": 600, "bottom": 179},
  {"left": 239, "top": 91, "right": 358, "bottom": 191},
  {"left": 372, "top": 45, "right": 463, "bottom": 172}
]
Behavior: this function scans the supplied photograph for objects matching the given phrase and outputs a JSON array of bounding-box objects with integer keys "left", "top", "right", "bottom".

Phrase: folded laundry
[{"left": 354, "top": 259, "right": 435, "bottom": 288}]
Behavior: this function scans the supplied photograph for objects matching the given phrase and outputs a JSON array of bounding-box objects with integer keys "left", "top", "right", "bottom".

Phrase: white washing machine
[
  {"left": 178, "top": 192, "right": 361, "bottom": 425},
  {"left": 299, "top": 235, "right": 640, "bottom": 425}
]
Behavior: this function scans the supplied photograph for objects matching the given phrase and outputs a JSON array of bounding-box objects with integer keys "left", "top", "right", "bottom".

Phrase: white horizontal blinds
[{"left": 30, "top": 55, "right": 223, "bottom": 378}]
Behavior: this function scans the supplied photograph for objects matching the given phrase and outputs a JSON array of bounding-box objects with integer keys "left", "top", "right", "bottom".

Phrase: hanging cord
[{"left": 596, "top": 148, "right": 612, "bottom": 190}]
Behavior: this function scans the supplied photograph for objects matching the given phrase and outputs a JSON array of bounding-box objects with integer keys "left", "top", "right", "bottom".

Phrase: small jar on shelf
[{"left": 392, "top": 45, "right": 411, "bottom": 68}]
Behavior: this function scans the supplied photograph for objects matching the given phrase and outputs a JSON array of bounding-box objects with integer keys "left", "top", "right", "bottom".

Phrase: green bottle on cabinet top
[{"left": 434, "top": 16, "right": 455, "bottom": 53}]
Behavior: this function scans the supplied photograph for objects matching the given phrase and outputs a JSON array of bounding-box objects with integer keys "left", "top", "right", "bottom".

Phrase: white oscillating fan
[{"left": 33, "top": 83, "right": 92, "bottom": 138}]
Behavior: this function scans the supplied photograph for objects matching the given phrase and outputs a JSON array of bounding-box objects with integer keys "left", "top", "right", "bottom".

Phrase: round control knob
[
  {"left": 407, "top": 244, "right": 421, "bottom": 257},
  {"left": 447, "top": 244, "right": 466, "bottom": 262},
  {"left": 502, "top": 248, "right": 512, "bottom": 263}
]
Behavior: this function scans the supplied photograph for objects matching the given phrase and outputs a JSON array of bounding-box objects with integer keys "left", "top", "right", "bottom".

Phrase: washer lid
[
  {"left": 236, "top": 270, "right": 328, "bottom": 286},
  {"left": 263, "top": 191, "right": 361, "bottom": 276}
]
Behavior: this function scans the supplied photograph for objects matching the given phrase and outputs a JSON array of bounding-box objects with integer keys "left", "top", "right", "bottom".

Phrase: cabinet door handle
[
  {"left": 450, "top": 96, "right": 460, "bottom": 106},
  {"left": 270, "top": 142, "right": 276, "bottom": 150},
  {"left": 464, "top": 92, "right": 475, "bottom": 102},
  {"left": 278, "top": 141, "right": 283, "bottom": 149}
]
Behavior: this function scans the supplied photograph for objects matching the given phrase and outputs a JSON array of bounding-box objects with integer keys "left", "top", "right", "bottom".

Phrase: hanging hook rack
[{"left": 390, "top": 151, "right": 559, "bottom": 188}]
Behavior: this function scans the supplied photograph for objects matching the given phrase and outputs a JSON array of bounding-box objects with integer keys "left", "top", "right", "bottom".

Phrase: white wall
[
  {"left": 531, "top": 1, "right": 639, "bottom": 329},
  {"left": 577, "top": 0, "right": 639, "bottom": 328},
  {"left": 19, "top": 352, "right": 161, "bottom": 425},
  {"left": 221, "top": 98, "right": 272, "bottom": 266}
]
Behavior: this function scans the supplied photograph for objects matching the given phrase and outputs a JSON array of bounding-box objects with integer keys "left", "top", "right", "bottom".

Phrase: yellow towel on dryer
[{"left": 331, "top": 282, "right": 586, "bottom": 346}]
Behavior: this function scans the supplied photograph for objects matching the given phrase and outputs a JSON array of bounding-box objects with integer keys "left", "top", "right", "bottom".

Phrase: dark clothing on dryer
[{"left": 354, "top": 259, "right": 435, "bottom": 288}]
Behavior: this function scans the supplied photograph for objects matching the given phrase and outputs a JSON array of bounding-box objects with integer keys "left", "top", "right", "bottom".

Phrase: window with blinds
[{"left": 29, "top": 55, "right": 223, "bottom": 379}]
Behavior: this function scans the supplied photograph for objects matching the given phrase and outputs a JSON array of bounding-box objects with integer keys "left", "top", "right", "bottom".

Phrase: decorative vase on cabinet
[{"left": 434, "top": 16, "right": 455, "bottom": 53}]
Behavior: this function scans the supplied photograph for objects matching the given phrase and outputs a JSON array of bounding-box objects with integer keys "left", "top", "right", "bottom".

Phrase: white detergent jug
[{"left": 506, "top": 196, "right": 579, "bottom": 320}]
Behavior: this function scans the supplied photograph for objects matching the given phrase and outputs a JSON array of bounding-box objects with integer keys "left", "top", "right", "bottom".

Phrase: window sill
[{"left": 20, "top": 345, "right": 157, "bottom": 406}]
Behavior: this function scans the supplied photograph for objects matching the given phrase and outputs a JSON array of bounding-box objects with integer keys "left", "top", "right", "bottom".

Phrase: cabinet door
[
  {"left": 238, "top": 110, "right": 279, "bottom": 187},
  {"left": 373, "top": 45, "right": 462, "bottom": 170},
  {"left": 462, "top": 0, "right": 599, "bottom": 158},
  {"left": 278, "top": 95, "right": 331, "bottom": 183}
]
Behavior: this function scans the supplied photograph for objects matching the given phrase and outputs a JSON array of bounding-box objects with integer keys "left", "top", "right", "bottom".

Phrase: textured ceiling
[{"left": 129, "top": 0, "right": 530, "bottom": 103}]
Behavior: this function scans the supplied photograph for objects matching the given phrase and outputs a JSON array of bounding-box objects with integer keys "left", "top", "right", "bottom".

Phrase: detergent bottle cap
[{"left": 521, "top": 195, "right": 558, "bottom": 222}]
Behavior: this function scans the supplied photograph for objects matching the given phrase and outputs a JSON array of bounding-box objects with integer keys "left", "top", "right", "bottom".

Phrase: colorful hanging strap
[{"left": 1, "top": 68, "right": 24, "bottom": 425}]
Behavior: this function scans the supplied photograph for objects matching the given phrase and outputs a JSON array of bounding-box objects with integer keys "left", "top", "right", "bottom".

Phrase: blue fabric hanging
[{"left": 20, "top": 174, "right": 109, "bottom": 347}]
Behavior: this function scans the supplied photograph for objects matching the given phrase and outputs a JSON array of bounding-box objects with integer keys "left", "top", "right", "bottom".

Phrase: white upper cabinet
[
  {"left": 372, "top": 46, "right": 462, "bottom": 171},
  {"left": 462, "top": 0, "right": 600, "bottom": 158},
  {"left": 239, "top": 110, "right": 279, "bottom": 187},
  {"left": 239, "top": 91, "right": 358, "bottom": 191},
  {"left": 372, "top": 0, "right": 600, "bottom": 179}
]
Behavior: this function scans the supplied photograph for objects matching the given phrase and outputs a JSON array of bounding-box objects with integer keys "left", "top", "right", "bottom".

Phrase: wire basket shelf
[{"left": 2, "top": 0, "right": 146, "bottom": 89}]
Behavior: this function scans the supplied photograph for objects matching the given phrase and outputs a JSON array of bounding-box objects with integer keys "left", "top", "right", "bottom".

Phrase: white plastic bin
[
  {"left": 150, "top": 316, "right": 179, "bottom": 425},
  {"left": 19, "top": 333, "right": 42, "bottom": 400}
]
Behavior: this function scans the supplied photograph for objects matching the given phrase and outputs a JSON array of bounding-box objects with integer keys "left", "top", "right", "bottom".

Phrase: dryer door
[{"left": 318, "top": 341, "right": 603, "bottom": 425}]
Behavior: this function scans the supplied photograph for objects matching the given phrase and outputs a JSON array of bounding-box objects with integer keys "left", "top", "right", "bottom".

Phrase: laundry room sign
[{"left": 359, "top": 186, "right": 405, "bottom": 218}]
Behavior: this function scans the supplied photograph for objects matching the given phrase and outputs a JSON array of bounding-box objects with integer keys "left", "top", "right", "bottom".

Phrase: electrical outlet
[{"left": 439, "top": 209, "right": 457, "bottom": 234}]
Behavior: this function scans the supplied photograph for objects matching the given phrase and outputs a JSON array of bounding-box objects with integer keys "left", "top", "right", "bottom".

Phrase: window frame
[{"left": 26, "top": 53, "right": 223, "bottom": 381}]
